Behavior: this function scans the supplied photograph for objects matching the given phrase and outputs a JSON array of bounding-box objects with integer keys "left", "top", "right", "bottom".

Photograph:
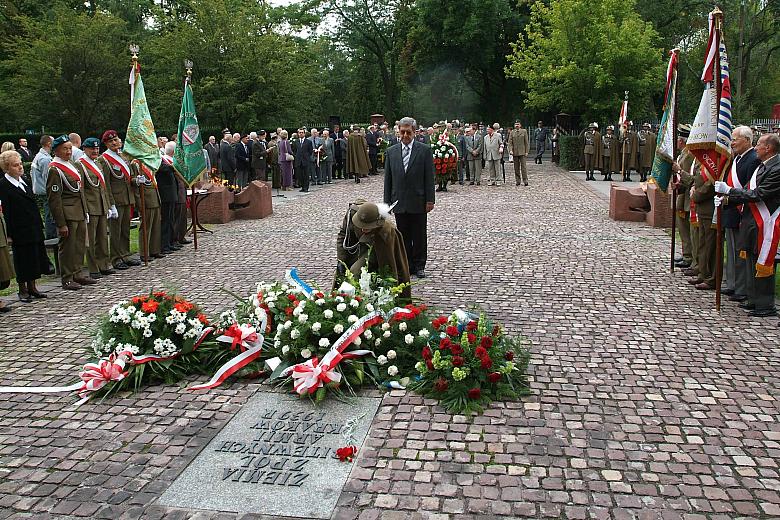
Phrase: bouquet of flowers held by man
[{"left": 432, "top": 132, "right": 459, "bottom": 181}]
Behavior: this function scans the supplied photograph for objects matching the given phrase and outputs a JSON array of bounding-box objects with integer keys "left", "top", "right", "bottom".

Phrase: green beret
[{"left": 51, "top": 135, "right": 70, "bottom": 150}]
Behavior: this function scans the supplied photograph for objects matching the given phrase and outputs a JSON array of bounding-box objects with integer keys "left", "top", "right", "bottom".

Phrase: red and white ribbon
[
  {"left": 289, "top": 350, "right": 343, "bottom": 395},
  {"left": 188, "top": 323, "right": 264, "bottom": 391}
]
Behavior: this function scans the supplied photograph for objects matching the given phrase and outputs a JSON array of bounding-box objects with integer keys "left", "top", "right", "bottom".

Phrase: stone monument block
[
  {"left": 645, "top": 182, "right": 673, "bottom": 228},
  {"left": 235, "top": 180, "right": 273, "bottom": 220},
  {"left": 609, "top": 184, "right": 649, "bottom": 223},
  {"left": 199, "top": 185, "right": 235, "bottom": 224}
]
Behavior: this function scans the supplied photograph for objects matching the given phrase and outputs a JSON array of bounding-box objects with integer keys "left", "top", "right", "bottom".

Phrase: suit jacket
[
  {"left": 383, "top": 140, "right": 435, "bottom": 214},
  {"left": 309, "top": 137, "right": 322, "bottom": 163},
  {"left": 728, "top": 154, "right": 780, "bottom": 254},
  {"left": 205, "top": 142, "right": 219, "bottom": 169},
  {"left": 251, "top": 139, "right": 267, "bottom": 169},
  {"left": 235, "top": 141, "right": 250, "bottom": 171},
  {"left": 366, "top": 131, "right": 379, "bottom": 154},
  {"left": 155, "top": 162, "right": 178, "bottom": 204},
  {"left": 482, "top": 133, "right": 502, "bottom": 161},
  {"left": 17, "top": 147, "right": 32, "bottom": 162},
  {"left": 0, "top": 176, "right": 45, "bottom": 245},
  {"left": 723, "top": 148, "right": 761, "bottom": 228},
  {"left": 508, "top": 129, "right": 529, "bottom": 156},
  {"left": 322, "top": 137, "right": 335, "bottom": 163},
  {"left": 292, "top": 137, "right": 310, "bottom": 167},
  {"left": 466, "top": 134, "right": 483, "bottom": 159},
  {"left": 219, "top": 139, "right": 235, "bottom": 173}
]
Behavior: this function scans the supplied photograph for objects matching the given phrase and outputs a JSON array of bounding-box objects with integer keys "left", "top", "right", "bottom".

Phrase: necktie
[{"left": 403, "top": 144, "right": 411, "bottom": 171}]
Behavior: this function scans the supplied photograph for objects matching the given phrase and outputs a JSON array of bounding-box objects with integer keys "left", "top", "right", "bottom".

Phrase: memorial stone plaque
[{"left": 159, "top": 391, "right": 380, "bottom": 518}]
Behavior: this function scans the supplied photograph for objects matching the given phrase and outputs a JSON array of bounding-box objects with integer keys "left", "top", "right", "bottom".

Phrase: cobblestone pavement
[{"left": 1, "top": 162, "right": 779, "bottom": 520}]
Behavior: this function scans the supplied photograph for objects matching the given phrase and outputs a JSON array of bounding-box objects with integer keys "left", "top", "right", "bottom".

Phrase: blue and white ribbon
[{"left": 285, "top": 268, "right": 314, "bottom": 298}]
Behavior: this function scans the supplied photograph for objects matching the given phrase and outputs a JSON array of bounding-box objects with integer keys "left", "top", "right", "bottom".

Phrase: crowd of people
[
  {"left": 672, "top": 124, "right": 780, "bottom": 320},
  {"left": 0, "top": 131, "right": 193, "bottom": 311}
]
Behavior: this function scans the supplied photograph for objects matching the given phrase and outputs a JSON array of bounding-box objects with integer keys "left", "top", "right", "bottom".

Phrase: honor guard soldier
[
  {"left": 134, "top": 160, "right": 162, "bottom": 261},
  {"left": 638, "top": 123, "right": 656, "bottom": 182},
  {"left": 671, "top": 124, "right": 696, "bottom": 269},
  {"left": 582, "top": 123, "right": 602, "bottom": 181},
  {"left": 98, "top": 130, "right": 140, "bottom": 270},
  {"left": 620, "top": 121, "right": 639, "bottom": 181},
  {"left": 601, "top": 126, "right": 620, "bottom": 181},
  {"left": 77, "top": 137, "right": 115, "bottom": 279},
  {"left": 47, "top": 135, "right": 95, "bottom": 290}
]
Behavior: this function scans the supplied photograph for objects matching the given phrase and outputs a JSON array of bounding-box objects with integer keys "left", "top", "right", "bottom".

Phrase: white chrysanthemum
[
  {"left": 353, "top": 336, "right": 362, "bottom": 346},
  {"left": 293, "top": 307, "right": 302, "bottom": 317},
  {"left": 312, "top": 322, "right": 322, "bottom": 333},
  {"left": 387, "top": 350, "right": 397, "bottom": 360},
  {"left": 350, "top": 299, "right": 360, "bottom": 308},
  {"left": 404, "top": 334, "right": 414, "bottom": 345},
  {"left": 398, "top": 322, "right": 407, "bottom": 331},
  {"left": 277, "top": 323, "right": 284, "bottom": 331},
  {"left": 267, "top": 301, "right": 275, "bottom": 309},
  {"left": 377, "top": 355, "right": 388, "bottom": 365},
  {"left": 335, "top": 296, "right": 344, "bottom": 303},
  {"left": 348, "top": 315, "right": 358, "bottom": 323},
  {"left": 324, "top": 309, "right": 334, "bottom": 319},
  {"left": 366, "top": 304, "right": 374, "bottom": 312},
  {"left": 336, "top": 303, "right": 347, "bottom": 312},
  {"left": 284, "top": 320, "right": 292, "bottom": 329},
  {"left": 375, "top": 338, "right": 382, "bottom": 346},
  {"left": 290, "top": 329, "right": 300, "bottom": 340},
  {"left": 282, "top": 345, "right": 290, "bottom": 354},
  {"left": 274, "top": 339, "right": 281, "bottom": 347},
  {"left": 334, "top": 324, "right": 344, "bottom": 334},
  {"left": 126, "top": 305, "right": 136, "bottom": 314},
  {"left": 319, "top": 338, "right": 331, "bottom": 348},
  {"left": 175, "top": 323, "right": 186, "bottom": 335},
  {"left": 298, "top": 313, "right": 308, "bottom": 323},
  {"left": 418, "top": 329, "right": 430, "bottom": 338},
  {"left": 363, "top": 330, "right": 373, "bottom": 340},
  {"left": 315, "top": 298, "right": 325, "bottom": 306},
  {"left": 383, "top": 330, "right": 391, "bottom": 338},
  {"left": 301, "top": 348, "right": 313, "bottom": 358},
  {"left": 387, "top": 365, "right": 398, "bottom": 376},
  {"left": 147, "top": 314, "right": 156, "bottom": 322},
  {"left": 382, "top": 323, "right": 390, "bottom": 331}
]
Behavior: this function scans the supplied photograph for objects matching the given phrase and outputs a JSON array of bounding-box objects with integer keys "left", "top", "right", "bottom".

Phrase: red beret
[{"left": 101, "top": 130, "right": 118, "bottom": 143}]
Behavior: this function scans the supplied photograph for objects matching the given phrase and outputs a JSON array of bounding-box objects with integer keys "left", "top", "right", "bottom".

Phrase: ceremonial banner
[
  {"left": 173, "top": 82, "right": 207, "bottom": 187},
  {"left": 687, "top": 13, "right": 732, "bottom": 181},
  {"left": 124, "top": 63, "right": 161, "bottom": 174},
  {"left": 651, "top": 50, "right": 679, "bottom": 191},
  {"left": 618, "top": 92, "right": 628, "bottom": 129}
]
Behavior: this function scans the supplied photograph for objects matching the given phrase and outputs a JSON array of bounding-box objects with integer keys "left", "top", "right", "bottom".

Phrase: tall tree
[{"left": 506, "top": 0, "right": 664, "bottom": 123}]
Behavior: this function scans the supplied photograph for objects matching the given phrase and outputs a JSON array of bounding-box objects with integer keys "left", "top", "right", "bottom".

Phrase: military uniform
[
  {"left": 601, "top": 127, "right": 620, "bottom": 180},
  {"left": 675, "top": 149, "right": 696, "bottom": 267},
  {"left": 99, "top": 148, "right": 135, "bottom": 268},
  {"left": 47, "top": 157, "right": 88, "bottom": 286},
  {"left": 582, "top": 124, "right": 602, "bottom": 181},
  {"left": 507, "top": 127, "right": 530, "bottom": 185},
  {"left": 620, "top": 124, "right": 639, "bottom": 181},
  {"left": 690, "top": 166, "right": 716, "bottom": 289},
  {"left": 78, "top": 155, "right": 113, "bottom": 276},
  {"left": 134, "top": 162, "right": 162, "bottom": 260},
  {"left": 638, "top": 124, "right": 656, "bottom": 182}
]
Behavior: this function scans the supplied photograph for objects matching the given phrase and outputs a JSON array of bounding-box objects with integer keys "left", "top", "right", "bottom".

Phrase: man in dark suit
[
  {"left": 235, "top": 134, "right": 251, "bottom": 188},
  {"left": 219, "top": 131, "right": 235, "bottom": 185},
  {"left": 205, "top": 136, "right": 219, "bottom": 176},
  {"left": 156, "top": 143, "right": 178, "bottom": 254},
  {"left": 383, "top": 116, "right": 435, "bottom": 278},
  {"left": 292, "top": 128, "right": 312, "bottom": 192},
  {"left": 715, "top": 133, "right": 780, "bottom": 317},
  {"left": 366, "top": 125, "right": 380, "bottom": 175},
  {"left": 720, "top": 126, "right": 761, "bottom": 302},
  {"left": 17, "top": 138, "right": 32, "bottom": 162},
  {"left": 251, "top": 131, "right": 267, "bottom": 182}
]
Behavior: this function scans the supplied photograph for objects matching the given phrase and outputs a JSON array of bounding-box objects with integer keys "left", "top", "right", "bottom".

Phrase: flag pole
[
  {"left": 621, "top": 91, "right": 628, "bottom": 181},
  {"left": 184, "top": 59, "right": 198, "bottom": 252},
  {"left": 130, "top": 45, "right": 149, "bottom": 267},
  {"left": 670, "top": 50, "right": 679, "bottom": 273},
  {"left": 713, "top": 7, "right": 724, "bottom": 312}
]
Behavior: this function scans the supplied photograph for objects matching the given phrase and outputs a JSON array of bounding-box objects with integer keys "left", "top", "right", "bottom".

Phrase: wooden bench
[{"left": 44, "top": 220, "right": 139, "bottom": 276}]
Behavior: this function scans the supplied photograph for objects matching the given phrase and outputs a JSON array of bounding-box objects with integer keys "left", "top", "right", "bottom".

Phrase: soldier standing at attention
[
  {"left": 134, "top": 159, "right": 162, "bottom": 262},
  {"left": 671, "top": 125, "right": 695, "bottom": 269},
  {"left": 601, "top": 126, "right": 619, "bottom": 181},
  {"left": 98, "top": 130, "right": 139, "bottom": 270},
  {"left": 47, "top": 135, "right": 95, "bottom": 290},
  {"left": 533, "top": 121, "right": 548, "bottom": 164},
  {"left": 582, "top": 123, "right": 601, "bottom": 181},
  {"left": 77, "top": 137, "right": 115, "bottom": 279},
  {"left": 638, "top": 123, "right": 656, "bottom": 182},
  {"left": 507, "top": 121, "right": 530, "bottom": 186},
  {"left": 620, "top": 121, "right": 640, "bottom": 181}
]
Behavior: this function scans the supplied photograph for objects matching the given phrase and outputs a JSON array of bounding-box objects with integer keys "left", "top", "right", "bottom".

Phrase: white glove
[
  {"left": 714, "top": 195, "right": 723, "bottom": 207},
  {"left": 135, "top": 175, "right": 147, "bottom": 186},
  {"left": 109, "top": 205, "right": 118, "bottom": 219},
  {"left": 85, "top": 214, "right": 90, "bottom": 224},
  {"left": 714, "top": 181, "right": 731, "bottom": 194}
]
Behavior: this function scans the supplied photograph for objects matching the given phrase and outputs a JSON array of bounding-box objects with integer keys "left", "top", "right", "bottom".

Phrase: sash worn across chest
[
  {"left": 79, "top": 157, "right": 106, "bottom": 188},
  {"left": 745, "top": 165, "right": 780, "bottom": 277},
  {"left": 103, "top": 150, "right": 132, "bottom": 182},
  {"left": 50, "top": 158, "right": 81, "bottom": 186}
]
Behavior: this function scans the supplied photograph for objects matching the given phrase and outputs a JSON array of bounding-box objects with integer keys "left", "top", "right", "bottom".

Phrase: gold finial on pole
[{"left": 129, "top": 43, "right": 139, "bottom": 65}]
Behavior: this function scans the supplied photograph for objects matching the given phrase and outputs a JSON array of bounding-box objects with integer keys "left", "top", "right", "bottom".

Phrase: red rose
[
  {"left": 287, "top": 294, "right": 297, "bottom": 301},
  {"left": 439, "top": 337, "right": 451, "bottom": 350},
  {"left": 446, "top": 326, "right": 459, "bottom": 337},
  {"left": 450, "top": 344, "right": 464, "bottom": 356},
  {"left": 285, "top": 307, "right": 293, "bottom": 316},
  {"left": 354, "top": 296, "right": 362, "bottom": 302},
  {"left": 434, "top": 378, "right": 449, "bottom": 392},
  {"left": 467, "top": 333, "right": 476, "bottom": 344},
  {"left": 315, "top": 292, "right": 324, "bottom": 299},
  {"left": 452, "top": 356, "right": 464, "bottom": 367},
  {"left": 335, "top": 445, "right": 357, "bottom": 462},
  {"left": 480, "top": 336, "right": 493, "bottom": 349},
  {"left": 422, "top": 346, "right": 432, "bottom": 360},
  {"left": 480, "top": 357, "right": 493, "bottom": 369},
  {"left": 142, "top": 300, "right": 159, "bottom": 313},
  {"left": 467, "top": 388, "right": 481, "bottom": 399},
  {"left": 475, "top": 346, "right": 488, "bottom": 359},
  {"left": 505, "top": 351, "right": 514, "bottom": 361},
  {"left": 488, "top": 372, "right": 501, "bottom": 383},
  {"left": 466, "top": 321, "right": 478, "bottom": 332},
  {"left": 426, "top": 359, "right": 434, "bottom": 370}
]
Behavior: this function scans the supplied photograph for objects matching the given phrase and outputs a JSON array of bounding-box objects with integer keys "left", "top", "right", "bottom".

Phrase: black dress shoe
[
  {"left": 675, "top": 261, "right": 691, "bottom": 268},
  {"left": 0, "top": 303, "right": 11, "bottom": 313},
  {"left": 179, "top": 238, "right": 192, "bottom": 245},
  {"left": 17, "top": 292, "right": 33, "bottom": 302},
  {"left": 29, "top": 290, "right": 47, "bottom": 299},
  {"left": 721, "top": 288, "right": 735, "bottom": 296},
  {"left": 152, "top": 253, "right": 165, "bottom": 259},
  {"left": 100, "top": 268, "right": 116, "bottom": 275},
  {"left": 89, "top": 272, "right": 103, "bottom": 279},
  {"left": 114, "top": 262, "right": 130, "bottom": 270},
  {"left": 738, "top": 302, "right": 755, "bottom": 310},
  {"left": 125, "top": 258, "right": 142, "bottom": 267},
  {"left": 524, "top": 183, "right": 529, "bottom": 186},
  {"left": 170, "top": 244, "right": 183, "bottom": 250},
  {"left": 416, "top": 269, "right": 426, "bottom": 279},
  {"left": 728, "top": 294, "right": 747, "bottom": 302},
  {"left": 747, "top": 308, "right": 777, "bottom": 317}
]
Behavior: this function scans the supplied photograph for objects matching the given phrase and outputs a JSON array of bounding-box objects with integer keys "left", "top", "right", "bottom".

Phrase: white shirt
[{"left": 5, "top": 173, "right": 27, "bottom": 191}]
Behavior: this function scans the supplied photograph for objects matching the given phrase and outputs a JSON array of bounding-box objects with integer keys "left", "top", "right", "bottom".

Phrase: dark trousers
[
  {"left": 309, "top": 162, "right": 321, "bottom": 184},
  {"left": 298, "top": 164, "right": 310, "bottom": 191},
  {"left": 369, "top": 153, "right": 378, "bottom": 174},
  {"left": 174, "top": 203, "right": 187, "bottom": 242},
  {"left": 334, "top": 156, "right": 344, "bottom": 178},
  {"left": 160, "top": 202, "right": 175, "bottom": 250},
  {"left": 746, "top": 249, "right": 776, "bottom": 311},
  {"left": 395, "top": 212, "right": 428, "bottom": 273}
]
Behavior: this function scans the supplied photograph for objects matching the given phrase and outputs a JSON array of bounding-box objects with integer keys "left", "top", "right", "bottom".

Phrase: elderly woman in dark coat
[{"left": 0, "top": 150, "right": 48, "bottom": 301}]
